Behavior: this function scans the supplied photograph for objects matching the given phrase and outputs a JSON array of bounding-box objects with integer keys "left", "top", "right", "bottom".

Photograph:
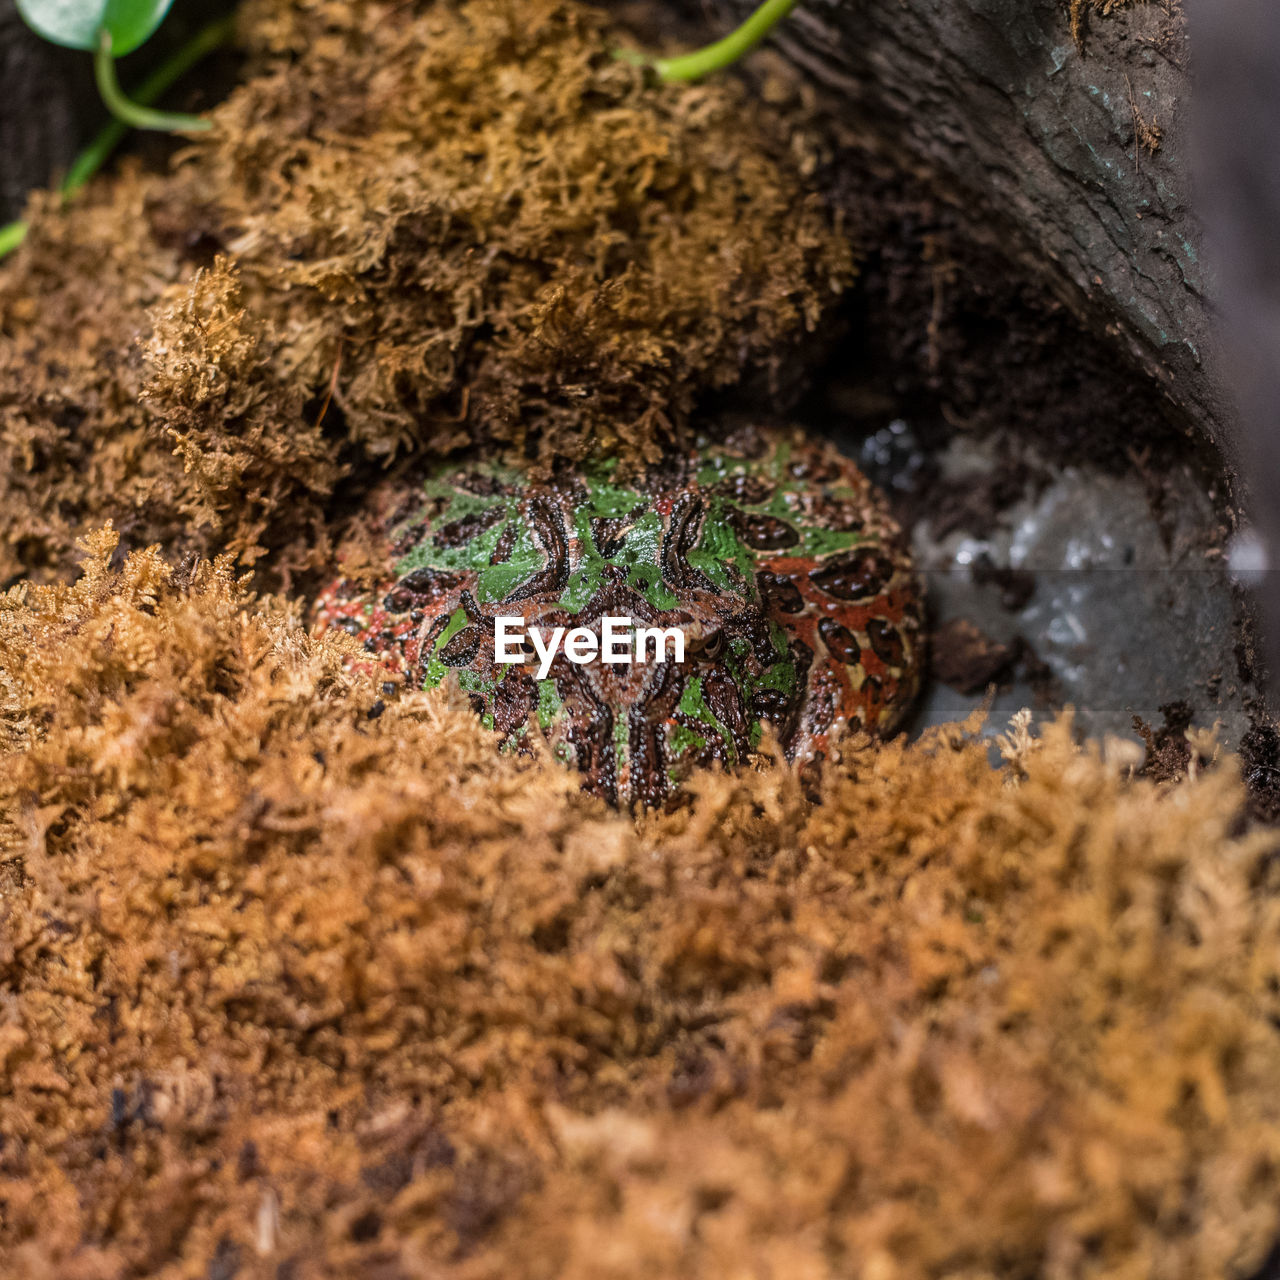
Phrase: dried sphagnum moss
[
  {"left": 0, "top": 0, "right": 851, "bottom": 585},
  {"left": 3, "top": 530, "right": 1280, "bottom": 1279}
]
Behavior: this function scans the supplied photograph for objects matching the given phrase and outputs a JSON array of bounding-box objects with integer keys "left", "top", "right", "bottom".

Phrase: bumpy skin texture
[{"left": 315, "top": 425, "right": 922, "bottom": 809}]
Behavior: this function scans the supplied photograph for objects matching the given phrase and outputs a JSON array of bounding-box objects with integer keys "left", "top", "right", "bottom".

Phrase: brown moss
[
  {"left": 1070, "top": 0, "right": 1183, "bottom": 50},
  {"left": 0, "top": 182, "right": 190, "bottom": 583},
  {"left": 2, "top": 532, "right": 1280, "bottom": 1278},
  {"left": 0, "top": 0, "right": 851, "bottom": 586},
  {"left": 142, "top": 260, "right": 342, "bottom": 572}
]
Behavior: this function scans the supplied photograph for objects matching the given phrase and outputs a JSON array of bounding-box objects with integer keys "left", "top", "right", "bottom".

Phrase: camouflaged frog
[{"left": 315, "top": 423, "right": 922, "bottom": 809}]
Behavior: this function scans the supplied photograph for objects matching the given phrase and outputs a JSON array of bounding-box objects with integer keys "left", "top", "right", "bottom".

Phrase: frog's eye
[{"left": 690, "top": 628, "right": 725, "bottom": 660}]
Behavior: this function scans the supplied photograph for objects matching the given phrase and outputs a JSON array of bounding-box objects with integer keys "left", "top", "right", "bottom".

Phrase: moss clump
[
  {"left": 2, "top": 531, "right": 1279, "bottom": 1277},
  {"left": 0, "top": 0, "right": 852, "bottom": 585}
]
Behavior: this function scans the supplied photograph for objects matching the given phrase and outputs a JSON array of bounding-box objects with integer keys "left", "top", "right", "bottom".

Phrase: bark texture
[{"left": 685, "top": 0, "right": 1227, "bottom": 460}]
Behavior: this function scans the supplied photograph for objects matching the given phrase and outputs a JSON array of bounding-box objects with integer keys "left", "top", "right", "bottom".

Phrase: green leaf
[{"left": 16, "top": 0, "right": 174, "bottom": 55}]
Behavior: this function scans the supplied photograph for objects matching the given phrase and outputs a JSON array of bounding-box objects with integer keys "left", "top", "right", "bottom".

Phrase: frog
[{"left": 314, "top": 423, "right": 923, "bottom": 810}]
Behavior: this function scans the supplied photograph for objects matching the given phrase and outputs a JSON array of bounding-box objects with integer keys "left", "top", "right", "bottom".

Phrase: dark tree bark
[
  {"left": 687, "top": 0, "right": 1229, "bottom": 465},
  {"left": 675, "top": 0, "right": 1280, "bottom": 695}
]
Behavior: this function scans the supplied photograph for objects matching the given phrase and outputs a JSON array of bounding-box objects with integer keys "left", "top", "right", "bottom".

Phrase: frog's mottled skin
[{"left": 315, "top": 424, "right": 922, "bottom": 809}]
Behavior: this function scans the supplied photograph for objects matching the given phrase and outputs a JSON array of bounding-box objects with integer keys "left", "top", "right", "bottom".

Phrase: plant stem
[
  {"left": 0, "top": 17, "right": 232, "bottom": 260},
  {"left": 95, "top": 28, "right": 214, "bottom": 133},
  {"left": 0, "top": 221, "right": 29, "bottom": 258},
  {"left": 70, "top": 18, "right": 233, "bottom": 193},
  {"left": 626, "top": 0, "right": 800, "bottom": 83}
]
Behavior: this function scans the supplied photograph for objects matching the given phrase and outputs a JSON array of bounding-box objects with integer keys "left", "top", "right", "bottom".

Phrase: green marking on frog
[
  {"left": 581, "top": 458, "right": 644, "bottom": 518},
  {"left": 537, "top": 678, "right": 563, "bottom": 731},
  {"left": 559, "top": 505, "right": 678, "bottom": 613},
  {"left": 686, "top": 497, "right": 757, "bottom": 595},
  {"left": 613, "top": 713, "right": 630, "bottom": 772},
  {"left": 475, "top": 518, "right": 540, "bottom": 605},
  {"left": 669, "top": 723, "right": 708, "bottom": 756},
  {"left": 421, "top": 605, "right": 470, "bottom": 690},
  {"left": 678, "top": 675, "right": 735, "bottom": 763}
]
